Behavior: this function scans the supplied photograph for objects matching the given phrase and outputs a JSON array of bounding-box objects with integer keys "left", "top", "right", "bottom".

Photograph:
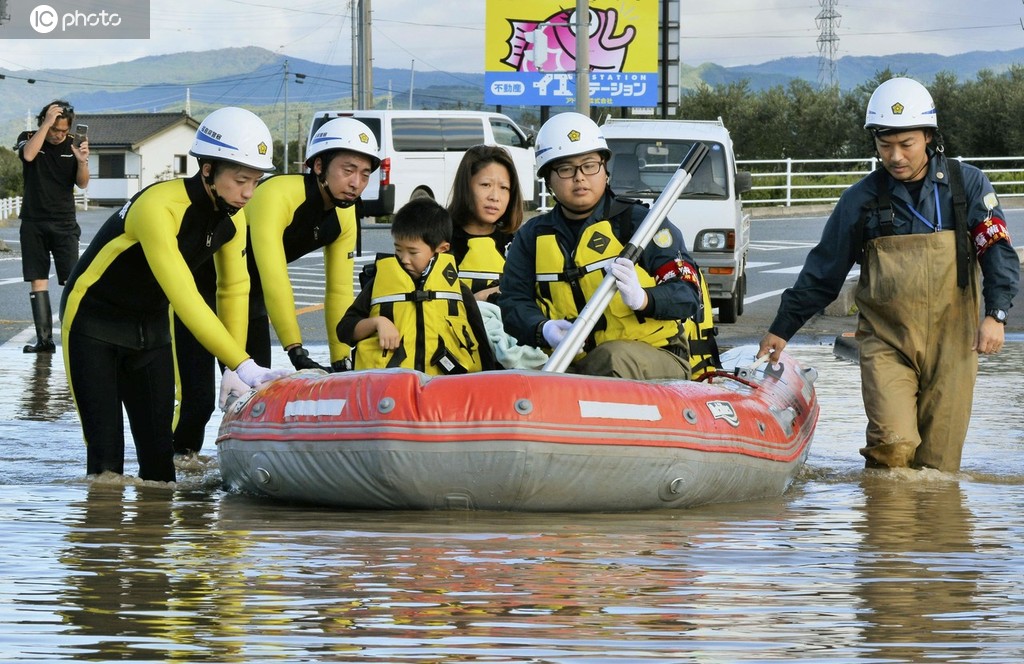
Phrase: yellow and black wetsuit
[
  {"left": 60, "top": 173, "right": 250, "bottom": 481},
  {"left": 172, "top": 173, "right": 356, "bottom": 455},
  {"left": 345, "top": 254, "right": 492, "bottom": 374},
  {"left": 246, "top": 172, "right": 357, "bottom": 364}
]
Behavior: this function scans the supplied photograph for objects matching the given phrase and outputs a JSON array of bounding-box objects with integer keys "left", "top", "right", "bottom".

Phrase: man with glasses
[
  {"left": 16, "top": 100, "right": 90, "bottom": 353},
  {"left": 498, "top": 112, "right": 705, "bottom": 379}
]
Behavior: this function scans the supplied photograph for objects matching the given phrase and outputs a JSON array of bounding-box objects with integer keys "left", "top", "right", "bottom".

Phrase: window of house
[
  {"left": 98, "top": 153, "right": 126, "bottom": 179},
  {"left": 174, "top": 154, "right": 187, "bottom": 174}
]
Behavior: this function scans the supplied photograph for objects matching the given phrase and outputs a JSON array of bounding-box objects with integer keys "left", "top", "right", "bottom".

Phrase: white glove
[
  {"left": 542, "top": 319, "right": 574, "bottom": 348},
  {"left": 218, "top": 367, "right": 251, "bottom": 411},
  {"left": 610, "top": 257, "right": 648, "bottom": 311},
  {"left": 235, "top": 358, "right": 290, "bottom": 388}
]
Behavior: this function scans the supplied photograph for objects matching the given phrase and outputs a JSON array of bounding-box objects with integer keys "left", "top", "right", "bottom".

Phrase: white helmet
[
  {"left": 305, "top": 117, "right": 381, "bottom": 172},
  {"left": 535, "top": 111, "right": 610, "bottom": 177},
  {"left": 190, "top": 107, "right": 275, "bottom": 172},
  {"left": 864, "top": 77, "right": 938, "bottom": 133}
]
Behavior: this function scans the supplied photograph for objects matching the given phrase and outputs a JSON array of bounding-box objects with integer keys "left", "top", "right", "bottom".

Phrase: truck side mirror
[{"left": 734, "top": 170, "right": 753, "bottom": 196}]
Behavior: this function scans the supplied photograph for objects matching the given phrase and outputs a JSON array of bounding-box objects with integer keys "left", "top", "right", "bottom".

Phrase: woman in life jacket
[{"left": 447, "top": 144, "right": 526, "bottom": 304}]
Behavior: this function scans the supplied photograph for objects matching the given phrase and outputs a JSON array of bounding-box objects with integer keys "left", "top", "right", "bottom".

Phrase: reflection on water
[
  {"left": 854, "top": 474, "right": 982, "bottom": 659},
  {"left": 17, "top": 352, "right": 74, "bottom": 422},
  {"left": 0, "top": 344, "right": 1023, "bottom": 660}
]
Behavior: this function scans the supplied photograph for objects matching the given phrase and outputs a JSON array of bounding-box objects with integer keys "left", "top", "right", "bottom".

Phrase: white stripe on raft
[
  {"left": 578, "top": 400, "right": 662, "bottom": 421},
  {"left": 285, "top": 399, "right": 348, "bottom": 418}
]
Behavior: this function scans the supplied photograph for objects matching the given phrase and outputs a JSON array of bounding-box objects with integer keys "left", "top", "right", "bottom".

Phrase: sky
[{"left": 0, "top": 0, "right": 1020, "bottom": 76}]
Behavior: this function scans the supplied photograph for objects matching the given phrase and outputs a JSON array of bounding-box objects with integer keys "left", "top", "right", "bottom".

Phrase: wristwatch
[{"left": 986, "top": 309, "right": 1008, "bottom": 325}]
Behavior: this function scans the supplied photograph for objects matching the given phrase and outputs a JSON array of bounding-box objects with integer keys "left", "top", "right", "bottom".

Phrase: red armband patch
[
  {"left": 972, "top": 216, "right": 1010, "bottom": 257},
  {"left": 654, "top": 258, "right": 700, "bottom": 286}
]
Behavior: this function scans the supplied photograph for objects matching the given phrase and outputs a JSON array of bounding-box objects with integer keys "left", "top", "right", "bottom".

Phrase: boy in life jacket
[
  {"left": 499, "top": 112, "right": 718, "bottom": 380},
  {"left": 337, "top": 198, "right": 497, "bottom": 374}
]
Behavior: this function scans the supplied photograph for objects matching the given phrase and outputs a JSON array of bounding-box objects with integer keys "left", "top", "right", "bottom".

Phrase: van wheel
[{"left": 410, "top": 188, "right": 433, "bottom": 201}]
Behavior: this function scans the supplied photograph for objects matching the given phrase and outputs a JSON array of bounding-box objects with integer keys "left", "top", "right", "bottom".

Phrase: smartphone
[{"left": 73, "top": 124, "right": 88, "bottom": 148}]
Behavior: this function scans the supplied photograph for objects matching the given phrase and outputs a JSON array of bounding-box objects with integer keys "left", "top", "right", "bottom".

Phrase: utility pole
[
  {"left": 351, "top": 0, "right": 358, "bottom": 109},
  {"left": 574, "top": 0, "right": 590, "bottom": 116},
  {"left": 283, "top": 59, "right": 290, "bottom": 174},
  {"left": 282, "top": 60, "right": 307, "bottom": 173},
  {"left": 356, "top": 0, "right": 373, "bottom": 109},
  {"left": 408, "top": 59, "right": 415, "bottom": 109}
]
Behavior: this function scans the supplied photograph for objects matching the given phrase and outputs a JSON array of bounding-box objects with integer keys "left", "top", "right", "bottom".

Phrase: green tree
[{"left": 0, "top": 147, "right": 22, "bottom": 199}]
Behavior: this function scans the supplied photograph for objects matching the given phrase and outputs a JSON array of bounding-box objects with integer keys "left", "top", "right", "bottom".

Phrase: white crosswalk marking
[
  {"left": 289, "top": 254, "right": 375, "bottom": 307},
  {"left": 749, "top": 241, "right": 819, "bottom": 251}
]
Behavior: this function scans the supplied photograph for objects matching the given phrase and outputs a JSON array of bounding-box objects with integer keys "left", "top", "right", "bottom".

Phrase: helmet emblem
[
  {"left": 890, "top": 101, "right": 905, "bottom": 116},
  {"left": 358, "top": 132, "right": 369, "bottom": 145},
  {"left": 567, "top": 129, "right": 581, "bottom": 143},
  {"left": 257, "top": 142, "right": 268, "bottom": 155}
]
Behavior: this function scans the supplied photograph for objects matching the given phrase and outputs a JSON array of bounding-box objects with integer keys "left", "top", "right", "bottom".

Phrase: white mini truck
[{"left": 600, "top": 117, "right": 752, "bottom": 323}]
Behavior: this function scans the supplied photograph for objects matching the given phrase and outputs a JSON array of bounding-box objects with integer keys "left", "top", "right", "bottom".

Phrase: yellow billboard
[{"left": 485, "top": 0, "right": 659, "bottom": 106}]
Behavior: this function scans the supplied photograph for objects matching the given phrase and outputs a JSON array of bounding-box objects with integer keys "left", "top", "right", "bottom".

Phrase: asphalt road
[{"left": 1, "top": 203, "right": 1022, "bottom": 351}]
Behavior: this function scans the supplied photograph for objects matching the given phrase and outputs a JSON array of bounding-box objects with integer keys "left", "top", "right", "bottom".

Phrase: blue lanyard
[{"left": 904, "top": 186, "right": 942, "bottom": 231}]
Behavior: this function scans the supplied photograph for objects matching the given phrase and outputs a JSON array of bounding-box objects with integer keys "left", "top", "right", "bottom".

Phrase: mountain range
[{"left": 3, "top": 45, "right": 1023, "bottom": 142}]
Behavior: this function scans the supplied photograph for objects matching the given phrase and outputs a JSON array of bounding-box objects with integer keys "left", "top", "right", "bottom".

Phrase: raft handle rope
[{"left": 696, "top": 355, "right": 785, "bottom": 387}]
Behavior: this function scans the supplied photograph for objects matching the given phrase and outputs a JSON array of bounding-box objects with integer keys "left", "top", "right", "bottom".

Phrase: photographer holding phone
[{"left": 16, "top": 99, "right": 90, "bottom": 353}]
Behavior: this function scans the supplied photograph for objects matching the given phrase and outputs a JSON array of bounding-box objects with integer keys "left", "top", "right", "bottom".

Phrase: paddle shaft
[{"left": 542, "top": 141, "right": 711, "bottom": 373}]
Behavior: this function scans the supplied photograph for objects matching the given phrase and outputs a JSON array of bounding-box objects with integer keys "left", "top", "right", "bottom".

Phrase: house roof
[{"left": 75, "top": 112, "right": 199, "bottom": 149}]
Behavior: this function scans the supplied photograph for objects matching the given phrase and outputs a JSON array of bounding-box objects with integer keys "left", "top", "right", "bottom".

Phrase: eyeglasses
[{"left": 552, "top": 160, "right": 604, "bottom": 179}]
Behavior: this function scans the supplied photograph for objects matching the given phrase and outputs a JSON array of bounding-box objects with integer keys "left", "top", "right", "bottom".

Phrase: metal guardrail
[
  {"left": 737, "top": 156, "right": 1024, "bottom": 207},
  {"left": 535, "top": 155, "right": 1024, "bottom": 212},
  {"left": 0, "top": 196, "right": 21, "bottom": 220},
  {"left": 0, "top": 191, "right": 89, "bottom": 220}
]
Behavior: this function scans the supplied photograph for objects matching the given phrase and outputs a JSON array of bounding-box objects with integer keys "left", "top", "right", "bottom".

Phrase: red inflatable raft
[{"left": 217, "top": 346, "right": 819, "bottom": 512}]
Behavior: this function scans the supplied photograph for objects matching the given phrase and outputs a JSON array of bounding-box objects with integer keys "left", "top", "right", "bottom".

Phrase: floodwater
[{"left": 2, "top": 339, "right": 1024, "bottom": 662}]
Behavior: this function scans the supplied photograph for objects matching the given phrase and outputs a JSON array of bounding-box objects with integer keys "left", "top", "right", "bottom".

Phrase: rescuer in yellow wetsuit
[
  {"left": 60, "top": 108, "right": 287, "bottom": 482},
  {"left": 170, "top": 118, "right": 380, "bottom": 455},
  {"left": 337, "top": 198, "right": 496, "bottom": 374}
]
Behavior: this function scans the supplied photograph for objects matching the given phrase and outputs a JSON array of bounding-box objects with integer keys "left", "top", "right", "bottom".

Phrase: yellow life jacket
[
  {"left": 534, "top": 219, "right": 679, "bottom": 354},
  {"left": 354, "top": 254, "right": 483, "bottom": 375},
  {"left": 458, "top": 236, "right": 505, "bottom": 293},
  {"left": 686, "top": 270, "right": 719, "bottom": 380},
  {"left": 534, "top": 218, "right": 718, "bottom": 375}
]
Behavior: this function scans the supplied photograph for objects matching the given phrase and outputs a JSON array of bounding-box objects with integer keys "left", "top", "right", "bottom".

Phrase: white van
[
  {"left": 307, "top": 110, "right": 536, "bottom": 217},
  {"left": 599, "top": 117, "right": 753, "bottom": 323}
]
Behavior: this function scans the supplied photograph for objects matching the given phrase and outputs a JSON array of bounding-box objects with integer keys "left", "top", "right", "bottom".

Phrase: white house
[{"left": 76, "top": 112, "right": 200, "bottom": 205}]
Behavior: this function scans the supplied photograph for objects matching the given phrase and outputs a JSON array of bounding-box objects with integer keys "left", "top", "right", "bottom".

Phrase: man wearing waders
[{"left": 758, "top": 77, "right": 1019, "bottom": 473}]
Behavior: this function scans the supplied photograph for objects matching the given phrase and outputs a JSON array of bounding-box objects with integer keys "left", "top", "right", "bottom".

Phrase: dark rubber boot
[{"left": 23, "top": 291, "right": 56, "bottom": 354}]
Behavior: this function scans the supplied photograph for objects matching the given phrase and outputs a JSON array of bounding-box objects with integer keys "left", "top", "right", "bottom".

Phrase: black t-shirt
[{"left": 17, "top": 130, "right": 78, "bottom": 223}]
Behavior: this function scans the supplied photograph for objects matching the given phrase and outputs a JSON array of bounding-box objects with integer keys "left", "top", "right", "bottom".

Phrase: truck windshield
[{"left": 606, "top": 139, "right": 729, "bottom": 199}]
